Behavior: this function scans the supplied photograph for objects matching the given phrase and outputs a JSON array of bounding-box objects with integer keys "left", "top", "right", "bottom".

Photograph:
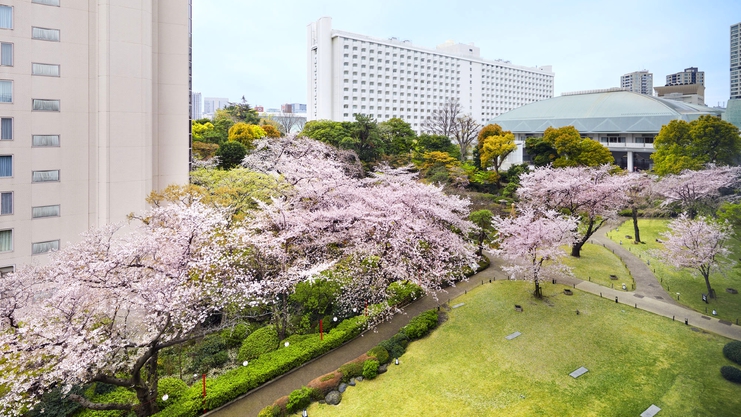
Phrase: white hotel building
[
  {"left": 307, "top": 17, "right": 554, "bottom": 130},
  {"left": 0, "top": 1, "right": 191, "bottom": 271}
]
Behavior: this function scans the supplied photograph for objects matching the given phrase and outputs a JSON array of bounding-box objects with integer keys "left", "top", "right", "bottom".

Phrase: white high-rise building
[
  {"left": 192, "top": 92, "right": 203, "bottom": 120},
  {"left": 620, "top": 70, "right": 653, "bottom": 95},
  {"left": 203, "top": 97, "right": 230, "bottom": 118},
  {"left": 666, "top": 67, "right": 705, "bottom": 86},
  {"left": 0, "top": 1, "right": 191, "bottom": 271},
  {"left": 731, "top": 22, "right": 740, "bottom": 100},
  {"left": 306, "top": 17, "right": 554, "bottom": 130}
]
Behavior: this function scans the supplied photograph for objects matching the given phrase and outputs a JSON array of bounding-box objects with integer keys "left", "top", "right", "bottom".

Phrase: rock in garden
[
  {"left": 338, "top": 383, "right": 348, "bottom": 393},
  {"left": 348, "top": 378, "right": 356, "bottom": 386},
  {"left": 378, "top": 364, "right": 388, "bottom": 374},
  {"left": 325, "top": 390, "right": 342, "bottom": 405},
  {"left": 356, "top": 376, "right": 364, "bottom": 382}
]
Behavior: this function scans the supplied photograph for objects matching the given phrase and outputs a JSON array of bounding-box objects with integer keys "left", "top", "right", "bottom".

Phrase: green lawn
[
  {"left": 607, "top": 219, "right": 741, "bottom": 322},
  {"left": 305, "top": 281, "right": 741, "bottom": 417},
  {"left": 560, "top": 243, "right": 635, "bottom": 291}
]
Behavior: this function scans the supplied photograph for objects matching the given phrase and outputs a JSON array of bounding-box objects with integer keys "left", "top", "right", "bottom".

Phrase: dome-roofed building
[{"left": 490, "top": 88, "right": 724, "bottom": 171}]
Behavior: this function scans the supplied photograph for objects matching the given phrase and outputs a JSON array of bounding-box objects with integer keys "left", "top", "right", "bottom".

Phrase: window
[
  {"left": 0, "top": 191, "right": 10, "bottom": 214},
  {"left": 32, "top": 0, "right": 60, "bottom": 5},
  {"left": 0, "top": 229, "right": 11, "bottom": 252},
  {"left": 0, "top": 118, "right": 10, "bottom": 140},
  {"left": 0, "top": 5, "right": 11, "bottom": 29},
  {"left": 32, "top": 170, "right": 59, "bottom": 182},
  {"left": 32, "top": 63, "right": 60, "bottom": 77},
  {"left": 32, "top": 240, "right": 59, "bottom": 254},
  {"left": 32, "top": 27, "right": 60, "bottom": 42},
  {"left": 0, "top": 265, "right": 13, "bottom": 276},
  {"left": 32, "top": 134, "right": 59, "bottom": 147},
  {"left": 0, "top": 42, "right": 11, "bottom": 66},
  {"left": 0, "top": 80, "right": 10, "bottom": 103},
  {"left": 32, "top": 99, "right": 60, "bottom": 111},
  {"left": 32, "top": 204, "right": 59, "bottom": 218},
  {"left": 0, "top": 155, "right": 11, "bottom": 177}
]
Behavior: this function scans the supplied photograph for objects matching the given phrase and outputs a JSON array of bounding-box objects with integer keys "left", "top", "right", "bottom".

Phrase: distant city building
[
  {"left": 654, "top": 84, "right": 705, "bottom": 106},
  {"left": 307, "top": 17, "right": 554, "bottom": 131},
  {"left": 731, "top": 22, "right": 741, "bottom": 100},
  {"left": 255, "top": 106, "right": 265, "bottom": 112},
  {"left": 192, "top": 92, "right": 203, "bottom": 119},
  {"left": 267, "top": 108, "right": 281, "bottom": 113},
  {"left": 620, "top": 70, "right": 653, "bottom": 95},
  {"left": 282, "top": 103, "right": 307, "bottom": 113},
  {"left": 490, "top": 89, "right": 723, "bottom": 172},
  {"left": 203, "top": 97, "right": 230, "bottom": 118},
  {"left": 666, "top": 67, "right": 705, "bottom": 86}
]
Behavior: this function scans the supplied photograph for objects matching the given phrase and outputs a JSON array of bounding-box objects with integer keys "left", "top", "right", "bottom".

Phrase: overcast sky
[{"left": 192, "top": 0, "right": 741, "bottom": 109}]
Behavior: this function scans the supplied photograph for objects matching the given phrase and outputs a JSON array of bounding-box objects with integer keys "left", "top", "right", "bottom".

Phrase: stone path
[{"left": 208, "top": 229, "right": 741, "bottom": 416}]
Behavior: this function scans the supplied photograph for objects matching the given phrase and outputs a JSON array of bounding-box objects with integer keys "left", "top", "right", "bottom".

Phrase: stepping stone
[
  {"left": 569, "top": 366, "right": 588, "bottom": 378},
  {"left": 640, "top": 404, "right": 661, "bottom": 417},
  {"left": 720, "top": 320, "right": 732, "bottom": 326},
  {"left": 452, "top": 303, "right": 465, "bottom": 309},
  {"left": 505, "top": 331, "right": 521, "bottom": 340}
]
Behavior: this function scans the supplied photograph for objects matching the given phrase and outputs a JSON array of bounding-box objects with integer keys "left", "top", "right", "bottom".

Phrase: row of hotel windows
[
  {"left": 0, "top": 230, "right": 59, "bottom": 254},
  {"left": 0, "top": 1, "right": 61, "bottom": 29},
  {"left": 0, "top": 157, "right": 60, "bottom": 181},
  {"left": 0, "top": 193, "right": 59, "bottom": 217}
]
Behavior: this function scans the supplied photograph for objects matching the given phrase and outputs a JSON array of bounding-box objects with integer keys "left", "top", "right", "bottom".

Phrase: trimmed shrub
[
  {"left": 387, "top": 281, "right": 424, "bottom": 307},
  {"left": 402, "top": 310, "right": 439, "bottom": 340},
  {"left": 723, "top": 341, "right": 741, "bottom": 365},
  {"left": 237, "top": 325, "right": 279, "bottom": 362},
  {"left": 189, "top": 334, "right": 229, "bottom": 374},
  {"left": 362, "top": 359, "right": 379, "bottom": 380},
  {"left": 367, "top": 345, "right": 390, "bottom": 365},
  {"left": 257, "top": 405, "right": 281, "bottom": 417},
  {"left": 721, "top": 366, "right": 741, "bottom": 383},
  {"left": 157, "top": 377, "right": 188, "bottom": 410},
  {"left": 339, "top": 361, "right": 364, "bottom": 383},
  {"left": 221, "top": 322, "right": 250, "bottom": 349},
  {"left": 286, "top": 386, "right": 319, "bottom": 414},
  {"left": 379, "top": 333, "right": 408, "bottom": 360}
]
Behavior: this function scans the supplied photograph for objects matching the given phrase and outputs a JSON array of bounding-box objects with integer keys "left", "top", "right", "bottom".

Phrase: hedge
[
  {"left": 721, "top": 366, "right": 741, "bottom": 384},
  {"left": 237, "top": 325, "right": 279, "bottom": 362},
  {"left": 362, "top": 359, "right": 379, "bottom": 380},
  {"left": 723, "top": 341, "right": 741, "bottom": 366},
  {"left": 153, "top": 315, "right": 368, "bottom": 416},
  {"left": 367, "top": 345, "right": 390, "bottom": 365},
  {"left": 286, "top": 387, "right": 320, "bottom": 414},
  {"left": 401, "top": 310, "right": 439, "bottom": 340}
]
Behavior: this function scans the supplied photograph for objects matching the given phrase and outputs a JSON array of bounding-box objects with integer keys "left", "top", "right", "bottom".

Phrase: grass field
[
  {"left": 560, "top": 243, "right": 635, "bottom": 291},
  {"left": 607, "top": 219, "right": 741, "bottom": 323},
  {"left": 306, "top": 281, "right": 741, "bottom": 417}
]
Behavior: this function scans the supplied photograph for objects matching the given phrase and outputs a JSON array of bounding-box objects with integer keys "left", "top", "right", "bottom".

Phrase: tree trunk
[
  {"left": 570, "top": 240, "right": 585, "bottom": 258},
  {"left": 632, "top": 207, "right": 641, "bottom": 243},
  {"left": 703, "top": 272, "right": 716, "bottom": 299},
  {"left": 533, "top": 280, "right": 542, "bottom": 298}
]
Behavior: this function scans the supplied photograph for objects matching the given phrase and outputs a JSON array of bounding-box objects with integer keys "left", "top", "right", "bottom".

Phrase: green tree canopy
[
  {"left": 222, "top": 96, "right": 260, "bottom": 125},
  {"left": 228, "top": 123, "right": 266, "bottom": 147},
  {"left": 215, "top": 140, "right": 247, "bottom": 170},
  {"left": 300, "top": 119, "right": 353, "bottom": 148},
  {"left": 651, "top": 115, "right": 741, "bottom": 175},
  {"left": 416, "top": 133, "right": 460, "bottom": 159},
  {"left": 379, "top": 117, "right": 417, "bottom": 155}
]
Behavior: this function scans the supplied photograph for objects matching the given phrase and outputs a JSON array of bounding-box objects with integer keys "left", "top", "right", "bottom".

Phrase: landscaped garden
[
  {"left": 608, "top": 219, "right": 741, "bottom": 323},
  {"left": 306, "top": 281, "right": 741, "bottom": 417},
  {"left": 560, "top": 242, "right": 635, "bottom": 290}
]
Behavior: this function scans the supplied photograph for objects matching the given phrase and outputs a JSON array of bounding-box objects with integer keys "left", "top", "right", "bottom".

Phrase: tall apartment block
[
  {"left": 203, "top": 97, "right": 229, "bottom": 117},
  {"left": 306, "top": 17, "right": 554, "bottom": 130},
  {"left": 192, "top": 92, "right": 203, "bottom": 120},
  {"left": 620, "top": 70, "right": 653, "bottom": 95},
  {"left": 731, "top": 23, "right": 740, "bottom": 100},
  {"left": 0, "top": 1, "right": 191, "bottom": 271},
  {"left": 666, "top": 67, "right": 705, "bottom": 86}
]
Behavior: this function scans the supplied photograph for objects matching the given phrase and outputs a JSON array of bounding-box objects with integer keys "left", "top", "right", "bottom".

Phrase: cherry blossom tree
[
  {"left": 517, "top": 165, "right": 628, "bottom": 257},
  {"left": 0, "top": 201, "right": 257, "bottom": 416},
  {"left": 655, "top": 165, "right": 741, "bottom": 218},
  {"left": 492, "top": 207, "right": 579, "bottom": 298},
  {"left": 658, "top": 214, "right": 734, "bottom": 299},
  {"left": 622, "top": 172, "right": 656, "bottom": 243}
]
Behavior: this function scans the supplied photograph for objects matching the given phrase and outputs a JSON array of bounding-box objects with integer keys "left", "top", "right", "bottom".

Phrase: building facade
[
  {"left": 281, "top": 103, "right": 306, "bottom": 113},
  {"left": 489, "top": 89, "right": 724, "bottom": 172},
  {"left": 654, "top": 83, "right": 705, "bottom": 105},
  {"left": 307, "top": 17, "right": 554, "bottom": 130},
  {"left": 0, "top": 0, "right": 191, "bottom": 270},
  {"left": 203, "top": 97, "right": 229, "bottom": 118},
  {"left": 666, "top": 67, "right": 704, "bottom": 86},
  {"left": 620, "top": 70, "right": 653, "bottom": 95},
  {"left": 192, "top": 92, "right": 202, "bottom": 119},
  {"left": 731, "top": 22, "right": 740, "bottom": 100}
]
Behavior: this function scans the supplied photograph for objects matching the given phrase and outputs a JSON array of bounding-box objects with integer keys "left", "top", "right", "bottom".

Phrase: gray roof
[{"left": 490, "top": 90, "right": 724, "bottom": 134}]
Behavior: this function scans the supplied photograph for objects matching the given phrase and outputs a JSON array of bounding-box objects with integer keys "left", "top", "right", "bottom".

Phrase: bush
[
  {"left": 367, "top": 345, "right": 390, "bottom": 365},
  {"left": 257, "top": 405, "right": 281, "bottom": 417},
  {"left": 189, "top": 334, "right": 229, "bottom": 374},
  {"left": 402, "top": 310, "right": 439, "bottom": 340},
  {"left": 221, "top": 323, "right": 250, "bottom": 349},
  {"left": 75, "top": 386, "right": 136, "bottom": 417},
  {"left": 238, "top": 325, "right": 279, "bottom": 362},
  {"left": 723, "top": 341, "right": 741, "bottom": 365},
  {"left": 286, "top": 386, "right": 319, "bottom": 414},
  {"left": 215, "top": 141, "right": 247, "bottom": 170},
  {"left": 379, "top": 333, "right": 408, "bottom": 360},
  {"left": 387, "top": 281, "right": 424, "bottom": 307},
  {"left": 362, "top": 359, "right": 379, "bottom": 380},
  {"left": 721, "top": 366, "right": 741, "bottom": 383},
  {"left": 338, "top": 361, "right": 364, "bottom": 383},
  {"left": 157, "top": 377, "right": 189, "bottom": 410}
]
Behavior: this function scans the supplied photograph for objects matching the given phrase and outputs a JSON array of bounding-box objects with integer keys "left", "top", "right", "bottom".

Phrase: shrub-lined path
[{"left": 209, "top": 225, "right": 741, "bottom": 417}]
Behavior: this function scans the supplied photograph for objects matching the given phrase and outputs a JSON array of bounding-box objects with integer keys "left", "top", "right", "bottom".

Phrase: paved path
[{"left": 209, "top": 236, "right": 741, "bottom": 417}]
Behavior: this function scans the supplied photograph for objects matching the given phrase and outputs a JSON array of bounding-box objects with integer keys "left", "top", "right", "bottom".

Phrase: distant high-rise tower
[
  {"left": 666, "top": 67, "right": 705, "bottom": 86},
  {"left": 203, "top": 97, "right": 230, "bottom": 117},
  {"left": 620, "top": 70, "right": 653, "bottom": 95},
  {"left": 731, "top": 23, "right": 740, "bottom": 99},
  {"left": 192, "top": 92, "right": 203, "bottom": 119}
]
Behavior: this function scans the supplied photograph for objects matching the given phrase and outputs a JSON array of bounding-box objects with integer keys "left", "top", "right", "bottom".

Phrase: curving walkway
[{"left": 208, "top": 241, "right": 741, "bottom": 417}]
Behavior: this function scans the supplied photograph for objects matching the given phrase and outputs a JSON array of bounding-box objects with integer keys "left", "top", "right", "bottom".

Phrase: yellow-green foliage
[{"left": 228, "top": 123, "right": 266, "bottom": 147}]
